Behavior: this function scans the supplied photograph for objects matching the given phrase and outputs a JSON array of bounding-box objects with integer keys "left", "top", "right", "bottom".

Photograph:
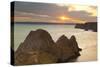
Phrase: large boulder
[{"left": 15, "top": 29, "right": 58, "bottom": 65}]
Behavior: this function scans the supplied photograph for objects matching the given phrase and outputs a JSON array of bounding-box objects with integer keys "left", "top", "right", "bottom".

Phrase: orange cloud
[
  {"left": 58, "top": 16, "right": 86, "bottom": 24},
  {"left": 13, "top": 16, "right": 33, "bottom": 22},
  {"left": 56, "top": 4, "right": 97, "bottom": 17},
  {"left": 67, "top": 5, "right": 97, "bottom": 17}
]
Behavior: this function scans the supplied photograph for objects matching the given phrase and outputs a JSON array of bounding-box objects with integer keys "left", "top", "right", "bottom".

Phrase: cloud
[
  {"left": 67, "top": 11, "right": 97, "bottom": 22},
  {"left": 56, "top": 4, "right": 97, "bottom": 17},
  {"left": 14, "top": 1, "right": 68, "bottom": 17},
  {"left": 15, "top": 11, "right": 51, "bottom": 18},
  {"left": 14, "top": 11, "right": 59, "bottom": 22},
  {"left": 68, "top": 5, "right": 97, "bottom": 16},
  {"left": 13, "top": 1, "right": 97, "bottom": 23}
]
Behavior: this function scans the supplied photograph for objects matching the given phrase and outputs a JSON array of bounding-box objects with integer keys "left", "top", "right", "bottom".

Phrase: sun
[
  {"left": 58, "top": 16, "right": 86, "bottom": 23},
  {"left": 59, "top": 16, "right": 69, "bottom": 21}
]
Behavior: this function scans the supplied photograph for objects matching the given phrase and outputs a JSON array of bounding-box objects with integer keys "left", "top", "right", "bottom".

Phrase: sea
[{"left": 14, "top": 23, "right": 97, "bottom": 62}]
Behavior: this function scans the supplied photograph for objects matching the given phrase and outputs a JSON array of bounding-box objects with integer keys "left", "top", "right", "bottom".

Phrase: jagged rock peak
[
  {"left": 70, "top": 35, "right": 76, "bottom": 40},
  {"left": 56, "top": 35, "right": 69, "bottom": 42},
  {"left": 58, "top": 35, "right": 68, "bottom": 39},
  {"left": 70, "top": 35, "right": 82, "bottom": 52}
]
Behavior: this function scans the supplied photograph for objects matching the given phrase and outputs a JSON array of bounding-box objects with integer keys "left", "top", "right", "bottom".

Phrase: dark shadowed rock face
[
  {"left": 56, "top": 35, "right": 75, "bottom": 62},
  {"left": 56, "top": 35, "right": 81, "bottom": 62},
  {"left": 75, "top": 22, "right": 97, "bottom": 32},
  {"left": 70, "top": 35, "right": 82, "bottom": 53},
  {"left": 15, "top": 29, "right": 58, "bottom": 65}
]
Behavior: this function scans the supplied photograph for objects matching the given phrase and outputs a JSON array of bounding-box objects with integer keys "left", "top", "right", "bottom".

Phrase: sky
[{"left": 12, "top": 1, "right": 97, "bottom": 24}]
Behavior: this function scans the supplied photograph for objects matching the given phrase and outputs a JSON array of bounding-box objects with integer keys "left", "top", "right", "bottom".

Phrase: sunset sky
[{"left": 12, "top": 1, "right": 97, "bottom": 24}]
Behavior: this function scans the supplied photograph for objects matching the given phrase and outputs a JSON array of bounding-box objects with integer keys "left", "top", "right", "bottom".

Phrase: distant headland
[{"left": 75, "top": 22, "right": 97, "bottom": 32}]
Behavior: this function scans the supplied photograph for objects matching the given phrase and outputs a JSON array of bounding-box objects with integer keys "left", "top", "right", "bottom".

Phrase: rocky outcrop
[
  {"left": 69, "top": 35, "right": 82, "bottom": 55},
  {"left": 15, "top": 29, "right": 82, "bottom": 65},
  {"left": 15, "top": 29, "right": 58, "bottom": 65},
  {"left": 75, "top": 22, "right": 97, "bottom": 32},
  {"left": 56, "top": 35, "right": 75, "bottom": 62},
  {"left": 56, "top": 35, "right": 81, "bottom": 62}
]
